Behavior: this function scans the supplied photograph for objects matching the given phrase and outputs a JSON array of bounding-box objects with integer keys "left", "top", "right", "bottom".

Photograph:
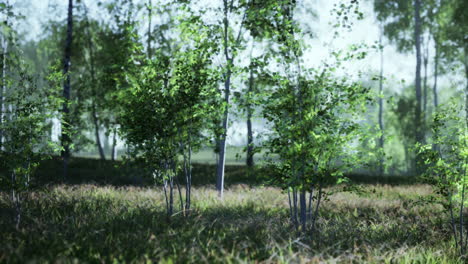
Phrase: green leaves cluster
[
  {"left": 418, "top": 99, "right": 467, "bottom": 254},
  {"left": 0, "top": 52, "right": 61, "bottom": 191},
  {"left": 118, "top": 31, "right": 219, "bottom": 183},
  {"left": 265, "top": 69, "right": 369, "bottom": 191}
]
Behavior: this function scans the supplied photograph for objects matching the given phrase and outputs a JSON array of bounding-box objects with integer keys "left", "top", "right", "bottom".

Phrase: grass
[
  {"left": 26, "top": 157, "right": 419, "bottom": 187},
  {"left": 0, "top": 184, "right": 461, "bottom": 263}
]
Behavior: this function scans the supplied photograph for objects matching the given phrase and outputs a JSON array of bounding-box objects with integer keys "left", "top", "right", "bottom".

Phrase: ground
[{"left": 0, "top": 184, "right": 460, "bottom": 263}]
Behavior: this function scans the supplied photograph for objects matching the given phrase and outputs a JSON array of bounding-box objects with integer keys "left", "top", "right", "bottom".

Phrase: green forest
[{"left": 0, "top": 0, "right": 467, "bottom": 262}]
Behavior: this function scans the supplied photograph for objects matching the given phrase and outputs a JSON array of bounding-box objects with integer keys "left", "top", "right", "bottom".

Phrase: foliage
[
  {"left": 418, "top": 98, "right": 467, "bottom": 256},
  {"left": 373, "top": 0, "right": 428, "bottom": 53},
  {"left": 264, "top": 61, "right": 370, "bottom": 228},
  {"left": 0, "top": 2, "right": 61, "bottom": 228},
  {"left": 0, "top": 62, "right": 61, "bottom": 191},
  {"left": 262, "top": 0, "right": 369, "bottom": 232},
  {"left": 118, "top": 18, "right": 219, "bottom": 215}
]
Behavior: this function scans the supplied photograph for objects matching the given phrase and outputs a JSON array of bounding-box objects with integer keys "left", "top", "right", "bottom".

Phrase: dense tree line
[{"left": 0, "top": 0, "right": 466, "bottom": 254}]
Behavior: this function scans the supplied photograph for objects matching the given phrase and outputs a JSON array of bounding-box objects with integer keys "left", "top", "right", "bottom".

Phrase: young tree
[
  {"left": 263, "top": 1, "right": 368, "bottom": 233},
  {"left": 214, "top": 0, "right": 247, "bottom": 198},
  {"left": 0, "top": 2, "right": 60, "bottom": 228},
  {"left": 178, "top": 0, "right": 298, "bottom": 197},
  {"left": 118, "top": 14, "right": 219, "bottom": 215},
  {"left": 265, "top": 65, "right": 370, "bottom": 233},
  {"left": 378, "top": 22, "right": 385, "bottom": 176},
  {"left": 418, "top": 99, "right": 467, "bottom": 256}
]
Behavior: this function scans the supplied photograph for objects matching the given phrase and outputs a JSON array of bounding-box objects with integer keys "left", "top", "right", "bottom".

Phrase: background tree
[
  {"left": 378, "top": 22, "right": 385, "bottom": 176},
  {"left": 373, "top": 0, "right": 431, "bottom": 173},
  {"left": 61, "top": 0, "right": 74, "bottom": 179},
  {"left": 0, "top": 0, "right": 9, "bottom": 151}
]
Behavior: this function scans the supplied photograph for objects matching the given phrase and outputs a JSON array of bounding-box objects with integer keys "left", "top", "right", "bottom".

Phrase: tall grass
[{"left": 0, "top": 184, "right": 461, "bottom": 263}]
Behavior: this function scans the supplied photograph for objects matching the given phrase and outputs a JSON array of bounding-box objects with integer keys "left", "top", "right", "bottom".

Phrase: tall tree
[
  {"left": 449, "top": 0, "right": 467, "bottom": 123},
  {"left": 414, "top": 0, "right": 424, "bottom": 142},
  {"left": 62, "top": 0, "right": 73, "bottom": 179},
  {"left": 83, "top": 4, "right": 105, "bottom": 160},
  {"left": 211, "top": 0, "right": 298, "bottom": 197},
  {"left": 414, "top": 0, "right": 424, "bottom": 172},
  {"left": 214, "top": 0, "right": 244, "bottom": 198},
  {"left": 378, "top": 22, "right": 385, "bottom": 176},
  {"left": 374, "top": 0, "right": 429, "bottom": 173},
  {"left": 0, "top": 0, "right": 8, "bottom": 151},
  {"left": 146, "top": 0, "right": 152, "bottom": 58},
  {"left": 245, "top": 49, "right": 255, "bottom": 168}
]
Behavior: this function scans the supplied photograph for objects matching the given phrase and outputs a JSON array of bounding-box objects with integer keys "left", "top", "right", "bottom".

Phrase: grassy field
[{"left": 0, "top": 184, "right": 460, "bottom": 263}]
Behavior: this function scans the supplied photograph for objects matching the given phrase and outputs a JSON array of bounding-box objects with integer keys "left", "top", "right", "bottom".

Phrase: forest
[{"left": 0, "top": 0, "right": 467, "bottom": 262}]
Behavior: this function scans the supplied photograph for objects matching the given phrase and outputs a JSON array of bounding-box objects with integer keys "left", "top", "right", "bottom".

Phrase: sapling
[
  {"left": 263, "top": 0, "right": 368, "bottom": 238},
  {"left": 0, "top": 1, "right": 60, "bottom": 229},
  {"left": 418, "top": 99, "right": 467, "bottom": 256},
  {"left": 118, "top": 17, "right": 218, "bottom": 216},
  {"left": 0, "top": 61, "right": 61, "bottom": 229}
]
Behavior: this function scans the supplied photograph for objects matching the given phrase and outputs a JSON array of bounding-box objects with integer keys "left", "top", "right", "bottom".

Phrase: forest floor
[{"left": 0, "top": 184, "right": 460, "bottom": 263}]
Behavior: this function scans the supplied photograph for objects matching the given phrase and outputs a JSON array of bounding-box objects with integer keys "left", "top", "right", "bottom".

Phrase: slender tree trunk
[
  {"left": 299, "top": 189, "right": 307, "bottom": 231},
  {"left": 11, "top": 171, "right": 21, "bottom": 229},
  {"left": 464, "top": 51, "right": 468, "bottom": 132},
  {"left": 216, "top": 76, "right": 230, "bottom": 198},
  {"left": 147, "top": 0, "right": 152, "bottom": 58},
  {"left": 464, "top": 50, "right": 468, "bottom": 114},
  {"left": 183, "top": 146, "right": 189, "bottom": 212},
  {"left": 111, "top": 128, "right": 117, "bottom": 161},
  {"left": 307, "top": 187, "right": 314, "bottom": 220},
  {"left": 174, "top": 162, "right": 184, "bottom": 213},
  {"left": 188, "top": 142, "right": 192, "bottom": 210},
  {"left": 169, "top": 172, "right": 174, "bottom": 216},
  {"left": 83, "top": 6, "right": 105, "bottom": 160},
  {"left": 413, "top": 0, "right": 424, "bottom": 174},
  {"left": 1, "top": 0, "right": 10, "bottom": 151},
  {"left": 0, "top": 24, "right": 6, "bottom": 151},
  {"left": 163, "top": 178, "right": 170, "bottom": 217},
  {"left": 423, "top": 37, "right": 429, "bottom": 117},
  {"left": 378, "top": 24, "right": 385, "bottom": 176},
  {"left": 292, "top": 187, "right": 298, "bottom": 228},
  {"left": 184, "top": 123, "right": 193, "bottom": 212},
  {"left": 432, "top": 40, "right": 439, "bottom": 151},
  {"left": 216, "top": 0, "right": 232, "bottom": 198},
  {"left": 460, "top": 183, "right": 466, "bottom": 254},
  {"left": 62, "top": 0, "right": 73, "bottom": 180},
  {"left": 404, "top": 146, "right": 410, "bottom": 173},
  {"left": 311, "top": 183, "right": 322, "bottom": 235},
  {"left": 288, "top": 188, "right": 293, "bottom": 222},
  {"left": 246, "top": 66, "right": 254, "bottom": 168},
  {"left": 433, "top": 41, "right": 439, "bottom": 108},
  {"left": 91, "top": 106, "right": 105, "bottom": 160}
]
